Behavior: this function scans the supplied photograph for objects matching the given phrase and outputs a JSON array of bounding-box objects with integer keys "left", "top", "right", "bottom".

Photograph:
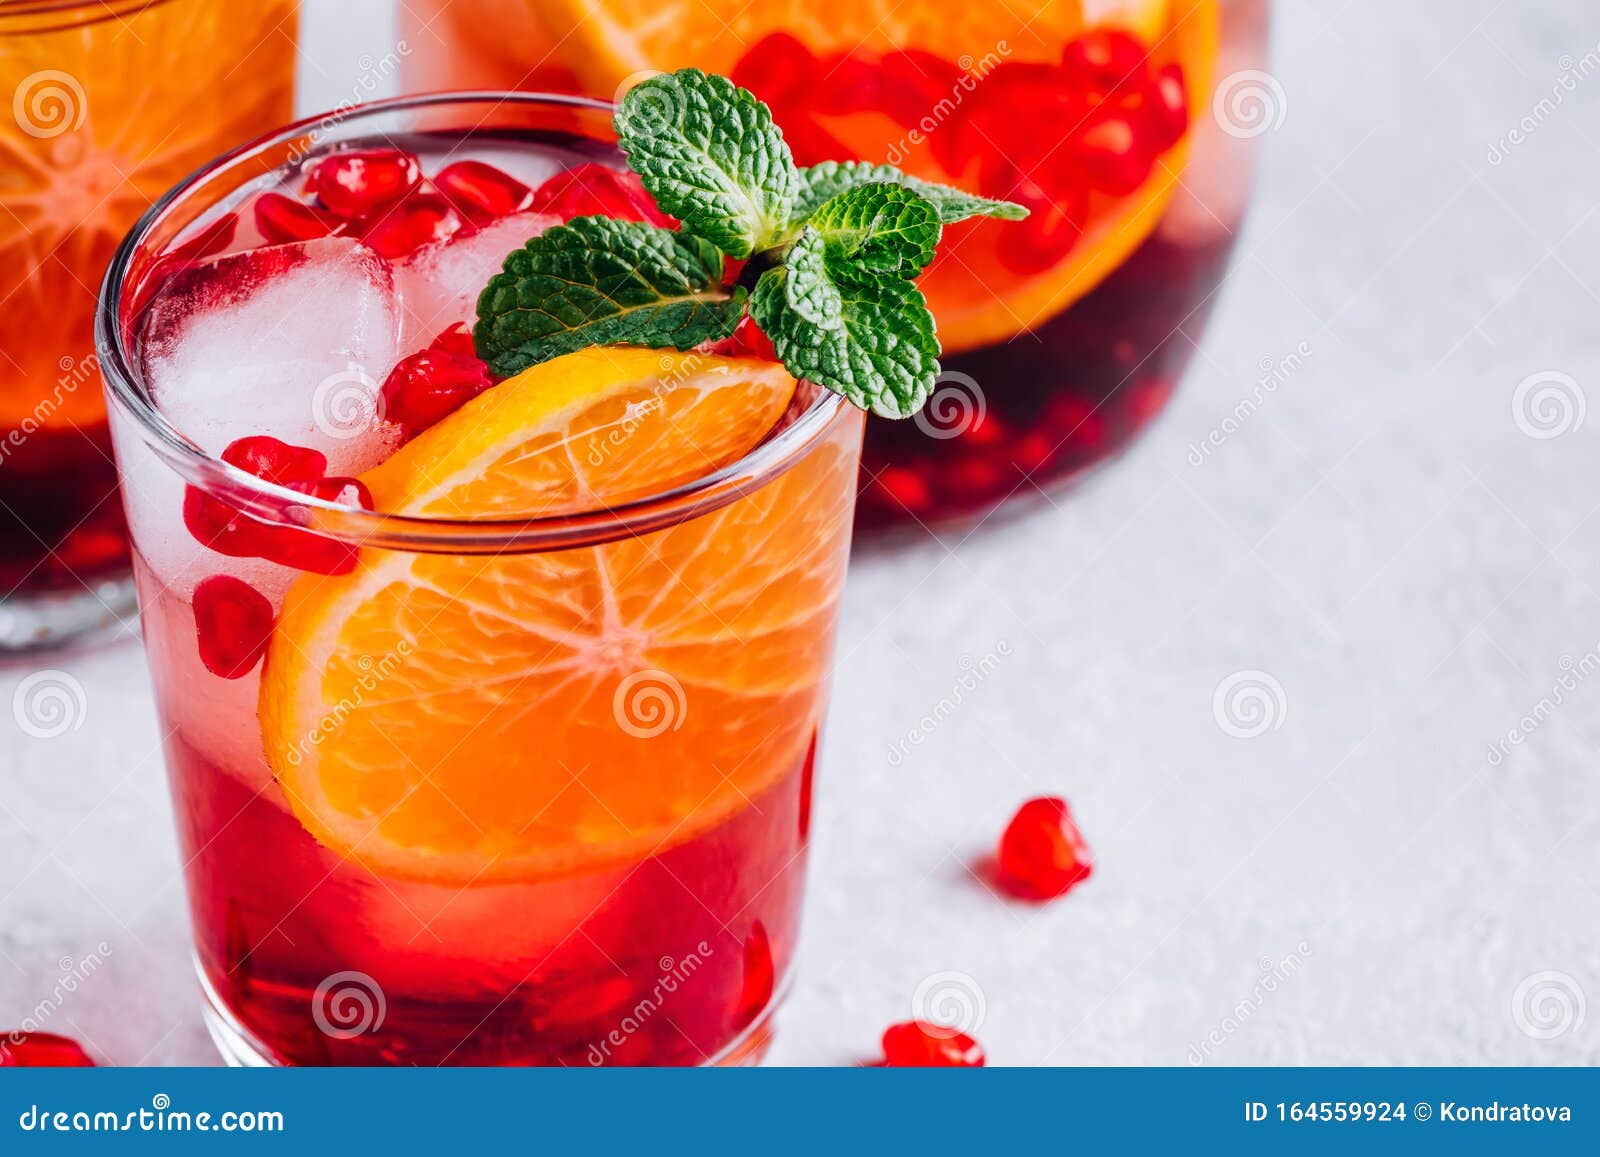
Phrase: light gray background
[{"left": 3, "top": 0, "right": 1599, "bottom": 1065}]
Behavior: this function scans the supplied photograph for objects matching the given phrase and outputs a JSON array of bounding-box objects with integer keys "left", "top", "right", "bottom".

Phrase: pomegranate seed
[
  {"left": 961, "top": 409, "right": 1009, "bottom": 447},
  {"left": 710, "top": 315, "right": 778, "bottom": 361},
  {"left": 307, "top": 148, "right": 422, "bottom": 220},
  {"left": 528, "top": 163, "right": 675, "bottom": 228},
  {"left": 1146, "top": 63, "right": 1189, "bottom": 151},
  {"left": 381, "top": 348, "right": 494, "bottom": 440},
  {"left": 0, "top": 1032, "right": 94, "bottom": 1067},
  {"left": 1010, "top": 432, "right": 1057, "bottom": 472},
  {"left": 184, "top": 437, "right": 363, "bottom": 575},
  {"left": 254, "top": 191, "right": 343, "bottom": 244},
  {"left": 876, "top": 50, "right": 960, "bottom": 128},
  {"left": 1061, "top": 29, "right": 1151, "bottom": 92},
  {"left": 873, "top": 465, "right": 934, "bottom": 513},
  {"left": 733, "top": 921, "right": 775, "bottom": 1030},
  {"left": 222, "top": 435, "right": 327, "bottom": 484},
  {"left": 1075, "top": 110, "right": 1157, "bottom": 195},
  {"left": 358, "top": 192, "right": 466, "bottom": 259},
  {"left": 812, "top": 51, "right": 881, "bottom": 117},
  {"left": 998, "top": 796, "right": 1094, "bottom": 899},
  {"left": 732, "top": 32, "right": 817, "bottom": 104},
  {"left": 434, "top": 160, "right": 534, "bottom": 225},
  {"left": 429, "top": 322, "right": 479, "bottom": 359},
  {"left": 995, "top": 173, "right": 1088, "bottom": 274},
  {"left": 193, "top": 574, "right": 274, "bottom": 680},
  {"left": 881, "top": 1021, "right": 985, "bottom": 1067}
]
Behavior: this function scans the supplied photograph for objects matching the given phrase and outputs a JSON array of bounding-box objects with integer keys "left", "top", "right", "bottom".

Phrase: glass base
[
  {"left": 0, "top": 575, "right": 139, "bottom": 652},
  {"left": 197, "top": 958, "right": 783, "bottom": 1068}
]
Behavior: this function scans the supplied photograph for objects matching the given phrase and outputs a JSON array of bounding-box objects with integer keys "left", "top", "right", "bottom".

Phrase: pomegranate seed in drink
[
  {"left": 308, "top": 148, "right": 422, "bottom": 220},
  {"left": 434, "top": 160, "right": 535, "bottom": 224},
  {"left": 254, "top": 192, "right": 344, "bottom": 244},
  {"left": 733, "top": 921, "right": 775, "bottom": 1030},
  {"left": 381, "top": 348, "right": 494, "bottom": 440},
  {"left": 997, "top": 796, "right": 1093, "bottom": 899},
  {"left": 359, "top": 193, "right": 466, "bottom": 259},
  {"left": 528, "top": 163, "right": 673, "bottom": 227},
  {"left": 881, "top": 1021, "right": 985, "bottom": 1067},
  {"left": 1075, "top": 111, "right": 1156, "bottom": 195},
  {"left": 428, "top": 322, "right": 479, "bottom": 359},
  {"left": 1146, "top": 63, "right": 1190, "bottom": 150},
  {"left": 1061, "top": 28, "right": 1150, "bottom": 92},
  {"left": 222, "top": 435, "right": 328, "bottom": 485},
  {"left": 193, "top": 574, "right": 274, "bottom": 679}
]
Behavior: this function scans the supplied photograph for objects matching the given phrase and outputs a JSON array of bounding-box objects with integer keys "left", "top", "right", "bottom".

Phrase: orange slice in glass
[{"left": 259, "top": 348, "right": 852, "bottom": 886}]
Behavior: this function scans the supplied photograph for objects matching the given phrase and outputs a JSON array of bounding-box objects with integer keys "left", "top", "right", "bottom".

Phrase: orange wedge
[
  {"left": 259, "top": 348, "right": 858, "bottom": 886},
  {"left": 0, "top": 2, "right": 297, "bottom": 431}
]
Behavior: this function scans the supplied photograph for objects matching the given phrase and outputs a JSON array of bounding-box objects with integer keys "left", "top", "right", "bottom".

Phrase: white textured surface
[{"left": 4, "top": 0, "right": 1600, "bottom": 1065}]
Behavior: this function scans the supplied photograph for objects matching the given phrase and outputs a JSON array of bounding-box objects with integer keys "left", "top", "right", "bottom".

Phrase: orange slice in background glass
[
  {"left": 505, "top": 0, "right": 1217, "bottom": 353},
  {"left": 0, "top": 1, "right": 297, "bottom": 432},
  {"left": 260, "top": 349, "right": 859, "bottom": 886}
]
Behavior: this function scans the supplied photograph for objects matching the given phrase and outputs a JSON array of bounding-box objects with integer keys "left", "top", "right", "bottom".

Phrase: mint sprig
[{"left": 475, "top": 68, "right": 1028, "bottom": 419}]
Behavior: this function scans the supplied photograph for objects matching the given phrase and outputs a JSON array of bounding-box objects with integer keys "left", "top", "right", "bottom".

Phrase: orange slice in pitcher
[
  {"left": 526, "top": 0, "right": 1216, "bottom": 353},
  {"left": 259, "top": 348, "right": 852, "bottom": 886}
]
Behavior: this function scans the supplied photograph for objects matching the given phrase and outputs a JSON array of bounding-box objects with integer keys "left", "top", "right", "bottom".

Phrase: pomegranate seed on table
[
  {"left": 0, "top": 1032, "right": 94, "bottom": 1067},
  {"left": 254, "top": 191, "right": 343, "bottom": 244},
  {"left": 998, "top": 796, "right": 1094, "bottom": 900},
  {"left": 381, "top": 348, "right": 494, "bottom": 440},
  {"left": 193, "top": 574, "right": 274, "bottom": 680},
  {"left": 1061, "top": 28, "right": 1151, "bottom": 93},
  {"left": 528, "top": 163, "right": 675, "bottom": 227},
  {"left": 1146, "top": 62, "right": 1190, "bottom": 151},
  {"left": 358, "top": 193, "right": 467, "bottom": 259},
  {"left": 307, "top": 148, "right": 422, "bottom": 220},
  {"left": 881, "top": 1021, "right": 986, "bottom": 1067},
  {"left": 434, "top": 160, "right": 534, "bottom": 225}
]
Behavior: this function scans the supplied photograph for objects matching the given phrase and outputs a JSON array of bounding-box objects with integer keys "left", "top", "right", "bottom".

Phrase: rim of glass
[{"left": 96, "top": 90, "right": 849, "bottom": 555}]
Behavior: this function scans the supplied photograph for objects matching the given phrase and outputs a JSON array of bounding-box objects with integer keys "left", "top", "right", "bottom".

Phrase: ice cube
[
  {"left": 127, "top": 238, "right": 403, "bottom": 598},
  {"left": 397, "top": 211, "right": 560, "bottom": 338}
]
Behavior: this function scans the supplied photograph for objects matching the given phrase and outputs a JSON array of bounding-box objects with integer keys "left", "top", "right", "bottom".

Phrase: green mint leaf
[
  {"left": 795, "top": 160, "right": 1028, "bottom": 225},
  {"left": 807, "top": 183, "right": 941, "bottom": 280},
  {"left": 474, "top": 216, "right": 745, "bottom": 379},
  {"left": 614, "top": 69, "right": 799, "bottom": 259},
  {"left": 750, "top": 228, "right": 940, "bottom": 419}
]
